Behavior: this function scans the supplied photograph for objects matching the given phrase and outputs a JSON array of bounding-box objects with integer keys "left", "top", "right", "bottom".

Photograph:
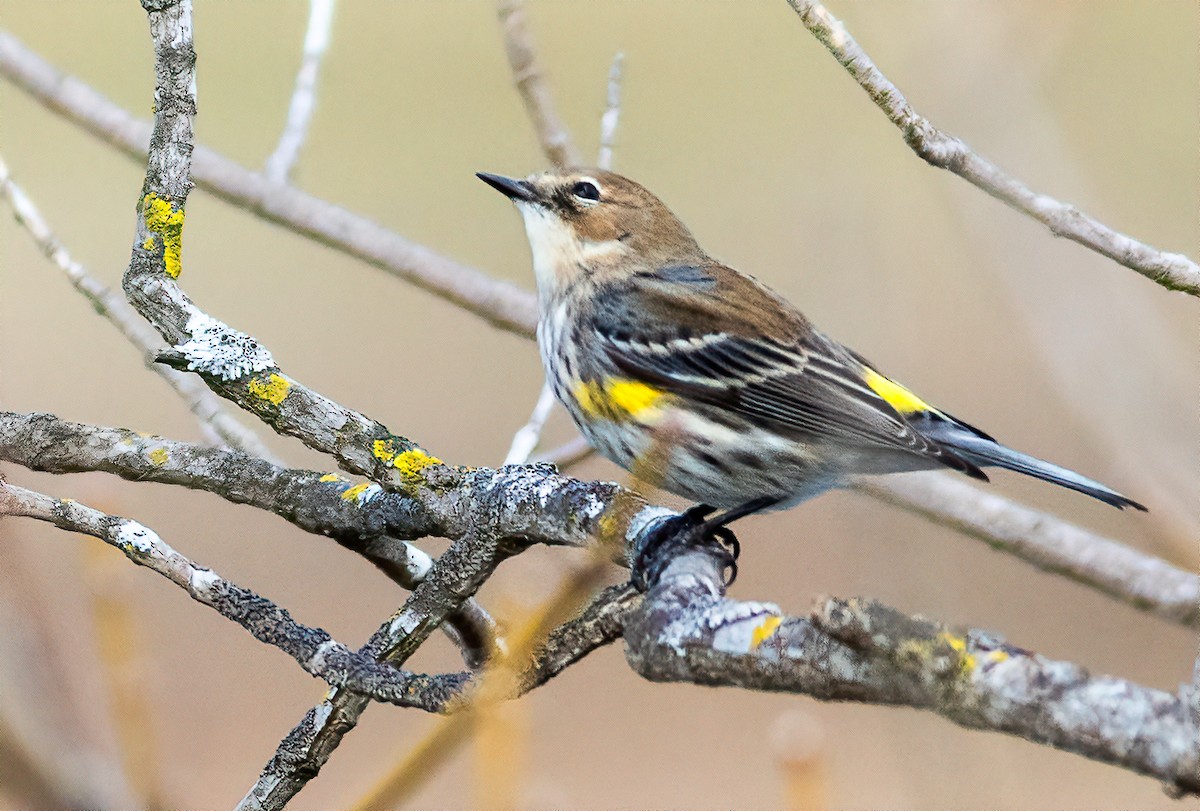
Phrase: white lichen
[
  {"left": 115, "top": 520, "right": 160, "bottom": 554},
  {"left": 175, "top": 311, "right": 274, "bottom": 381},
  {"left": 189, "top": 567, "right": 221, "bottom": 595}
]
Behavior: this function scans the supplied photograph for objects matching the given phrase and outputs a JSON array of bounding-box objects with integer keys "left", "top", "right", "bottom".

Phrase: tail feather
[{"left": 922, "top": 420, "right": 1147, "bottom": 511}]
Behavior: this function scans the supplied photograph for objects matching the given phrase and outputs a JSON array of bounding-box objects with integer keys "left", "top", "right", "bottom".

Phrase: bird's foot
[{"left": 631, "top": 504, "right": 741, "bottom": 592}]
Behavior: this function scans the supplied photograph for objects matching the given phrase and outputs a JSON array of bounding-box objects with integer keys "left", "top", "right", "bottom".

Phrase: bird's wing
[{"left": 586, "top": 263, "right": 987, "bottom": 478}]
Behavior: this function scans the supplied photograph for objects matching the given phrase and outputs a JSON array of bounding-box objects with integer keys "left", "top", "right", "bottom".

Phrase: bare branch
[
  {"left": 784, "top": 0, "right": 1200, "bottom": 295},
  {"left": 531, "top": 434, "right": 594, "bottom": 470},
  {"left": 596, "top": 52, "right": 624, "bottom": 172},
  {"left": 0, "top": 29, "right": 539, "bottom": 338},
  {"left": 263, "top": 0, "right": 336, "bottom": 184},
  {"left": 502, "top": 381, "right": 557, "bottom": 465},
  {"left": 856, "top": 475, "right": 1200, "bottom": 628},
  {"left": 0, "top": 480, "right": 467, "bottom": 711},
  {"left": 497, "top": 0, "right": 582, "bottom": 169},
  {"left": 623, "top": 541, "right": 1200, "bottom": 796},
  {"left": 0, "top": 150, "right": 276, "bottom": 461}
]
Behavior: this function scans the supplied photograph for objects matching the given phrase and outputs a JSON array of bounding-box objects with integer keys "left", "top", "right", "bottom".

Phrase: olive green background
[{"left": 1, "top": 1, "right": 1196, "bottom": 808}]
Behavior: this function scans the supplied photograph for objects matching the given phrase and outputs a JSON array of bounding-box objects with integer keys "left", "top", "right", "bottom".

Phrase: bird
[{"left": 477, "top": 168, "right": 1145, "bottom": 586}]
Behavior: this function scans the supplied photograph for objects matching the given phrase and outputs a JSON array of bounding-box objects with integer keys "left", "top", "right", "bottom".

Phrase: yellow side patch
[
  {"left": 142, "top": 192, "right": 185, "bottom": 278},
  {"left": 247, "top": 373, "right": 291, "bottom": 406},
  {"left": 319, "top": 472, "right": 343, "bottom": 483},
  {"left": 750, "top": 615, "right": 783, "bottom": 649},
  {"left": 863, "top": 368, "right": 931, "bottom": 414},
  {"left": 147, "top": 447, "right": 169, "bottom": 466},
  {"left": 574, "top": 378, "right": 667, "bottom": 421}
]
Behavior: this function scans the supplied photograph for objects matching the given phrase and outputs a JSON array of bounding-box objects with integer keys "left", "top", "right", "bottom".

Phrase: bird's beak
[{"left": 476, "top": 172, "right": 537, "bottom": 203}]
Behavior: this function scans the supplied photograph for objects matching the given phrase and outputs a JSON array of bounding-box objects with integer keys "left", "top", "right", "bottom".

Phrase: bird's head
[{"left": 477, "top": 169, "right": 705, "bottom": 297}]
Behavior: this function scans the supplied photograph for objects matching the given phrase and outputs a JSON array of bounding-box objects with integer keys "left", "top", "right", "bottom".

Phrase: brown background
[{"left": 1, "top": 1, "right": 1197, "bottom": 808}]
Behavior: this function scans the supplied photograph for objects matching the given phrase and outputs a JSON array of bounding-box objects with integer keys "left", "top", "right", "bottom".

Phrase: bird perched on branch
[{"left": 478, "top": 169, "right": 1145, "bottom": 587}]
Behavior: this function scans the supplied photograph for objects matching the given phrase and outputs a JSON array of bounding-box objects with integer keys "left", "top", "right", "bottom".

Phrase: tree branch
[
  {"left": 856, "top": 475, "right": 1200, "bottom": 628},
  {"left": 0, "top": 480, "right": 468, "bottom": 711},
  {"left": 0, "top": 29, "right": 539, "bottom": 338},
  {"left": 497, "top": 0, "right": 582, "bottom": 169},
  {"left": 0, "top": 150, "right": 276, "bottom": 460},
  {"left": 623, "top": 540, "right": 1200, "bottom": 796},
  {"left": 263, "top": 0, "right": 336, "bottom": 184},
  {"left": 784, "top": 0, "right": 1200, "bottom": 296}
]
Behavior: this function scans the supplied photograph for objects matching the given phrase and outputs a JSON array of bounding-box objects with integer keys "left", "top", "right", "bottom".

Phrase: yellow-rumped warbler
[{"left": 479, "top": 169, "right": 1144, "bottom": 581}]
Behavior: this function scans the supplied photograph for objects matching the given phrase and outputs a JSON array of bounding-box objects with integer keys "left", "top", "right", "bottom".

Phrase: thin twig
[
  {"left": 0, "top": 30, "right": 539, "bottom": 338},
  {"left": 0, "top": 150, "right": 277, "bottom": 461},
  {"left": 502, "top": 381, "right": 557, "bottom": 465},
  {"left": 596, "top": 52, "right": 624, "bottom": 172},
  {"left": 497, "top": 0, "right": 582, "bottom": 168},
  {"left": 784, "top": 0, "right": 1200, "bottom": 295},
  {"left": 264, "top": 0, "right": 336, "bottom": 184}
]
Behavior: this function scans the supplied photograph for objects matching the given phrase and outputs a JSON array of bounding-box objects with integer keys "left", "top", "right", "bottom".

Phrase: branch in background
[
  {"left": 499, "top": 49, "right": 627, "bottom": 466},
  {"left": 497, "top": 0, "right": 582, "bottom": 169},
  {"left": 596, "top": 52, "right": 624, "bottom": 172},
  {"left": 264, "top": 0, "right": 336, "bottom": 184},
  {"left": 502, "top": 382, "right": 557, "bottom": 465},
  {"left": 0, "top": 30, "right": 539, "bottom": 338},
  {"left": 0, "top": 151, "right": 276, "bottom": 461},
  {"left": 532, "top": 434, "right": 594, "bottom": 471},
  {"left": 784, "top": 0, "right": 1200, "bottom": 296},
  {"left": 856, "top": 475, "right": 1200, "bottom": 628},
  {"left": 0, "top": 481, "right": 467, "bottom": 711},
  {"left": 622, "top": 541, "right": 1200, "bottom": 797}
]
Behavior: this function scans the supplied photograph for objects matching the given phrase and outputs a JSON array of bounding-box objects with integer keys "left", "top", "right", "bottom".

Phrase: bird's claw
[{"left": 631, "top": 504, "right": 740, "bottom": 592}]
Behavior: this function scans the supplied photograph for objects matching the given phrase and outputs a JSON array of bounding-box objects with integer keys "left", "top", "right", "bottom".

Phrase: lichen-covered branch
[
  {"left": 623, "top": 541, "right": 1200, "bottom": 796},
  {"left": 0, "top": 480, "right": 466, "bottom": 711},
  {"left": 785, "top": 0, "right": 1200, "bottom": 295},
  {"left": 0, "top": 150, "right": 275, "bottom": 460}
]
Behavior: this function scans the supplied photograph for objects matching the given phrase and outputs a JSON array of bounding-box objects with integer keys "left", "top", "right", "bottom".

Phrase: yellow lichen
[
  {"left": 372, "top": 438, "right": 398, "bottom": 464},
  {"left": 319, "top": 472, "right": 343, "bottom": 483},
  {"left": 749, "top": 615, "right": 783, "bottom": 649},
  {"left": 341, "top": 482, "right": 372, "bottom": 502},
  {"left": 392, "top": 449, "right": 442, "bottom": 481},
  {"left": 142, "top": 236, "right": 155, "bottom": 250},
  {"left": 247, "top": 373, "right": 291, "bottom": 406},
  {"left": 938, "top": 631, "right": 977, "bottom": 674},
  {"left": 147, "top": 447, "right": 169, "bottom": 466},
  {"left": 142, "top": 192, "right": 185, "bottom": 278}
]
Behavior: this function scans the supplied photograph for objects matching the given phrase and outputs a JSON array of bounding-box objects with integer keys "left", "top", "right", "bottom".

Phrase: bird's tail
[{"left": 921, "top": 420, "right": 1147, "bottom": 511}]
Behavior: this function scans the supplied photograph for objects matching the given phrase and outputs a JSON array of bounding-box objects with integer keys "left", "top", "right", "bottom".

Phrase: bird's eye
[{"left": 571, "top": 180, "right": 601, "bottom": 201}]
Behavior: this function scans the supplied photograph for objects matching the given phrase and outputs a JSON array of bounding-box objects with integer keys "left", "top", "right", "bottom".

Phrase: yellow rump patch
[
  {"left": 863, "top": 368, "right": 932, "bottom": 414},
  {"left": 574, "top": 378, "right": 667, "bottom": 421}
]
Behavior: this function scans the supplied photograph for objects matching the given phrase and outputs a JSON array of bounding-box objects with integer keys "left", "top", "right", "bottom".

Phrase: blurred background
[{"left": 1, "top": 1, "right": 1196, "bottom": 808}]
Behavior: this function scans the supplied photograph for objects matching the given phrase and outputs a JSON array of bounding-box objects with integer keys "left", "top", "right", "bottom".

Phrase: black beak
[{"left": 476, "top": 172, "right": 536, "bottom": 202}]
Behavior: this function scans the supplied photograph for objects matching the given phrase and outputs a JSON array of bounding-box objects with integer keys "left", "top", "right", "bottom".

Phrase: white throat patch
[{"left": 517, "top": 203, "right": 623, "bottom": 296}]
